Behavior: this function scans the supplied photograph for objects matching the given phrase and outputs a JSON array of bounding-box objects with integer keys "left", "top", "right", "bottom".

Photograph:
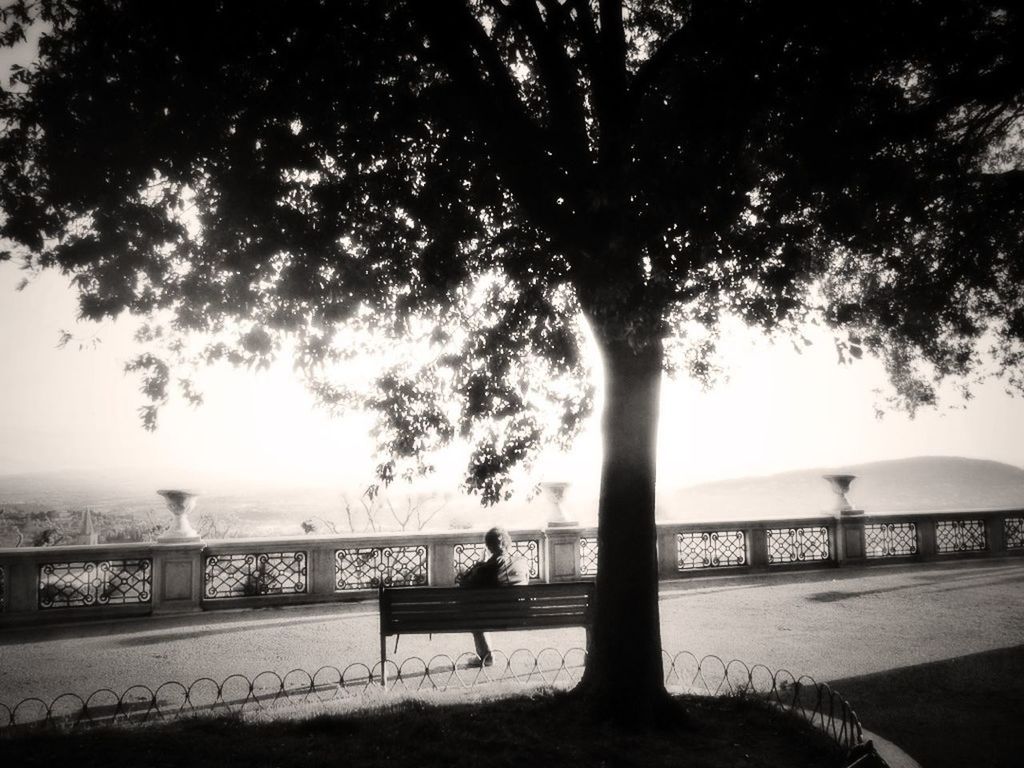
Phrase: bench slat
[
  {"left": 387, "top": 608, "right": 589, "bottom": 625},
  {"left": 379, "top": 582, "right": 594, "bottom": 636},
  {"left": 385, "top": 585, "right": 593, "bottom": 602},
  {"left": 387, "top": 615, "right": 590, "bottom": 632},
  {"left": 387, "top": 597, "right": 591, "bottom": 613}
]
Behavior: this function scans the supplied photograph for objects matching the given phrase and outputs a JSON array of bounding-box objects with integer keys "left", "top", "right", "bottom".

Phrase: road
[{"left": 2, "top": 557, "right": 1022, "bottom": 706}]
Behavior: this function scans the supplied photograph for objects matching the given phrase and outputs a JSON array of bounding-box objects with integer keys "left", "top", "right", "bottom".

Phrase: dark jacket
[{"left": 460, "top": 551, "right": 529, "bottom": 587}]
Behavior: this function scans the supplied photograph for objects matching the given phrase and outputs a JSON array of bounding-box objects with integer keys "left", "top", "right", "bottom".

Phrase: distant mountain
[
  {"left": 0, "top": 469, "right": 166, "bottom": 514},
  {"left": 661, "top": 456, "right": 1024, "bottom": 522},
  {"left": 3, "top": 456, "right": 1023, "bottom": 534}
]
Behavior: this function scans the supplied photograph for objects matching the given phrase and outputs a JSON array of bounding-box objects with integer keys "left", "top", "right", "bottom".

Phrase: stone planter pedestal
[
  {"left": 823, "top": 474, "right": 863, "bottom": 517},
  {"left": 153, "top": 490, "right": 203, "bottom": 613},
  {"left": 157, "top": 489, "right": 202, "bottom": 542},
  {"left": 540, "top": 481, "right": 576, "bottom": 528}
]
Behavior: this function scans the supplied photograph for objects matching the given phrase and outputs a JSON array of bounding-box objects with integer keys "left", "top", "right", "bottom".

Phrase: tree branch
[
  {"left": 591, "top": 0, "right": 627, "bottom": 177},
  {"left": 628, "top": 20, "right": 698, "bottom": 115},
  {"left": 411, "top": 0, "right": 573, "bottom": 243},
  {"left": 487, "top": 0, "right": 593, "bottom": 187}
]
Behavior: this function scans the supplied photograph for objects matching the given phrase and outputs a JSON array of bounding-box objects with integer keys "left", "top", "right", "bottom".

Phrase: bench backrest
[{"left": 379, "top": 582, "right": 595, "bottom": 636}]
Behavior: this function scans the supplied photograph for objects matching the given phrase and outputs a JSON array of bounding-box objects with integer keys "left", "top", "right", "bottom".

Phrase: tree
[{"left": 1, "top": 1, "right": 1022, "bottom": 723}]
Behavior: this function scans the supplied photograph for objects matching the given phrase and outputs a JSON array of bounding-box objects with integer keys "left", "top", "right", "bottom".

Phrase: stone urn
[
  {"left": 822, "top": 474, "right": 862, "bottom": 517},
  {"left": 540, "top": 481, "right": 576, "bottom": 528},
  {"left": 157, "top": 489, "right": 202, "bottom": 542}
]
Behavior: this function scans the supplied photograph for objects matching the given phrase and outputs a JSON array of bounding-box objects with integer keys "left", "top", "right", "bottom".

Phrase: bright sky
[{"left": 3, "top": 260, "right": 1023, "bottom": 496}]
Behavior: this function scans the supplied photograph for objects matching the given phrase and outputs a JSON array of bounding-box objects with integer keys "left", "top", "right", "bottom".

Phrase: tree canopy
[
  {"left": 2, "top": 0, "right": 1023, "bottom": 720},
  {"left": 2, "top": 2, "right": 1021, "bottom": 499}
]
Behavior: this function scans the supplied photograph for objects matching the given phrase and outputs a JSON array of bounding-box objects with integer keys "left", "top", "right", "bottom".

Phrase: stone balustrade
[{"left": 1, "top": 509, "right": 1022, "bottom": 626}]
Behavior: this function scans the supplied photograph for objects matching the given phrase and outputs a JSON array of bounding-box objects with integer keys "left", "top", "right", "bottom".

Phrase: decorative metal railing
[
  {"left": 38, "top": 558, "right": 152, "bottom": 609},
  {"left": 1005, "top": 517, "right": 1024, "bottom": 550},
  {"left": 452, "top": 539, "right": 540, "bottom": 580},
  {"left": 335, "top": 545, "right": 428, "bottom": 590},
  {"left": 0, "top": 649, "right": 864, "bottom": 753},
  {"left": 864, "top": 522, "right": 918, "bottom": 559},
  {"left": 3, "top": 508, "right": 1021, "bottom": 623},
  {"left": 204, "top": 552, "right": 307, "bottom": 599},
  {"left": 676, "top": 530, "right": 747, "bottom": 570},
  {"left": 579, "top": 537, "right": 598, "bottom": 576},
  {"left": 766, "top": 526, "right": 830, "bottom": 565},
  {"left": 935, "top": 519, "right": 987, "bottom": 554}
]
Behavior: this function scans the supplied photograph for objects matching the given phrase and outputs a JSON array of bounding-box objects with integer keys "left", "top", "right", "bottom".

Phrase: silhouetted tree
[{"left": 2, "top": 1, "right": 1022, "bottom": 722}]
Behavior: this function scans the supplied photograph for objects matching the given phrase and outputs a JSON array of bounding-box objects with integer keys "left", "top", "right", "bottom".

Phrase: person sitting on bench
[{"left": 458, "top": 526, "right": 529, "bottom": 666}]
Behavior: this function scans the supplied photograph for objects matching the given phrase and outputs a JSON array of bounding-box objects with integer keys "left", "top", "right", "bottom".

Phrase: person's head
[{"left": 484, "top": 526, "right": 512, "bottom": 554}]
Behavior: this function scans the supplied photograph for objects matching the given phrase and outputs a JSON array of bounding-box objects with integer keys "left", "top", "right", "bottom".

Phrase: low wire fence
[{"left": 0, "top": 650, "right": 863, "bottom": 751}]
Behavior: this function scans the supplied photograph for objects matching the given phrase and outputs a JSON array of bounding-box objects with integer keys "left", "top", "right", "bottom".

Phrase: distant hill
[
  {"left": 661, "top": 456, "right": 1024, "bottom": 522},
  {"left": 2, "top": 456, "right": 1023, "bottom": 535}
]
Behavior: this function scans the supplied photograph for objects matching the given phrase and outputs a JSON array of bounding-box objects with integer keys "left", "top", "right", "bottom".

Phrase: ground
[{"left": 2, "top": 557, "right": 1023, "bottom": 766}]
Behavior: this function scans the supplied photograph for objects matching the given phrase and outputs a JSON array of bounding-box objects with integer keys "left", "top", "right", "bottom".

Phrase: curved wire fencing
[
  {"left": 0, "top": 649, "right": 863, "bottom": 750},
  {"left": 664, "top": 651, "right": 864, "bottom": 750}
]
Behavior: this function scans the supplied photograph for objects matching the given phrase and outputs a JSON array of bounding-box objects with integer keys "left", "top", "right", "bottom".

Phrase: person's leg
[{"left": 472, "top": 632, "right": 493, "bottom": 665}]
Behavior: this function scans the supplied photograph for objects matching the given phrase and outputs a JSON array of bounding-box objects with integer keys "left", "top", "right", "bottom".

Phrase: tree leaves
[{"left": 1, "top": 0, "right": 1022, "bottom": 491}]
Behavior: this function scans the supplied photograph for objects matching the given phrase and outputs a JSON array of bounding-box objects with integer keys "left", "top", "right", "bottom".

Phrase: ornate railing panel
[
  {"left": 1005, "top": 518, "right": 1024, "bottom": 550},
  {"left": 864, "top": 522, "right": 918, "bottom": 559},
  {"left": 334, "top": 546, "right": 428, "bottom": 590},
  {"left": 38, "top": 559, "right": 152, "bottom": 609},
  {"left": 579, "top": 537, "right": 598, "bottom": 576},
  {"left": 452, "top": 539, "right": 540, "bottom": 580},
  {"left": 935, "top": 520, "right": 987, "bottom": 554},
  {"left": 766, "top": 526, "right": 830, "bottom": 565},
  {"left": 204, "top": 552, "right": 307, "bottom": 599},
  {"left": 676, "top": 530, "right": 747, "bottom": 570}
]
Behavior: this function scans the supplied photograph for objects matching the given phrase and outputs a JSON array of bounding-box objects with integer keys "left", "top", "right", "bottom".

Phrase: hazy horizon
[
  {"left": 7, "top": 261, "right": 1024, "bottom": 501},
  {"left": 3, "top": 455, "right": 1023, "bottom": 541}
]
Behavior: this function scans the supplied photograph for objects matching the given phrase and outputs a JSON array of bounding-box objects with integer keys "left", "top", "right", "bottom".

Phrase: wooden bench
[{"left": 378, "top": 582, "right": 595, "bottom": 687}]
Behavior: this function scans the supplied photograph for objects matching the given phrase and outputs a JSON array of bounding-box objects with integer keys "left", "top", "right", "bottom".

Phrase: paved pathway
[{"left": 2, "top": 557, "right": 1023, "bottom": 761}]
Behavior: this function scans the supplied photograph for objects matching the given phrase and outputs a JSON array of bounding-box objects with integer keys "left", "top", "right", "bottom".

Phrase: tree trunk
[{"left": 576, "top": 335, "right": 677, "bottom": 724}]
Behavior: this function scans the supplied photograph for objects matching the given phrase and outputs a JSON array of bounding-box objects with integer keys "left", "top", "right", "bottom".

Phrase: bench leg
[{"left": 380, "top": 635, "right": 388, "bottom": 689}]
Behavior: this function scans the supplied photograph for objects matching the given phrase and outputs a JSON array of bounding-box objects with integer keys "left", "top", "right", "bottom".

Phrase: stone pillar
[
  {"left": 984, "top": 514, "right": 1004, "bottom": 554},
  {"left": 748, "top": 527, "right": 770, "bottom": 570},
  {"left": 151, "top": 541, "right": 204, "bottom": 614},
  {"left": 308, "top": 542, "right": 339, "bottom": 597},
  {"left": 656, "top": 527, "right": 678, "bottom": 579},
  {"left": 545, "top": 527, "right": 582, "bottom": 582},
  {"left": 3, "top": 557, "right": 39, "bottom": 616},
  {"left": 918, "top": 519, "right": 938, "bottom": 561},
  {"left": 836, "top": 518, "right": 866, "bottom": 564},
  {"left": 429, "top": 538, "right": 457, "bottom": 586}
]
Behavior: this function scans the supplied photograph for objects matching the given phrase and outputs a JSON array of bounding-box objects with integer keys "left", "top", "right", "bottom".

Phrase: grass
[
  {"left": 1, "top": 686, "right": 846, "bottom": 768},
  {"left": 829, "top": 643, "right": 1024, "bottom": 768}
]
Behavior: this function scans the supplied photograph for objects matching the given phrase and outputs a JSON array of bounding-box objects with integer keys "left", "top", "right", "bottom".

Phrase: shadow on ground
[
  {"left": 806, "top": 569, "right": 1024, "bottom": 603},
  {"left": 659, "top": 558, "right": 1024, "bottom": 603},
  {"left": 0, "top": 690, "right": 844, "bottom": 768},
  {"left": 0, "top": 603, "right": 369, "bottom": 647},
  {"left": 828, "top": 644, "right": 1024, "bottom": 768}
]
